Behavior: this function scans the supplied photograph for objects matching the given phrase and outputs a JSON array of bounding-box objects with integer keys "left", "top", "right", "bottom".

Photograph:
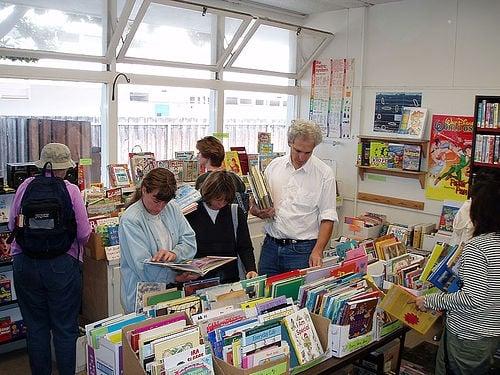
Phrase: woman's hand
[
  {"left": 152, "top": 249, "right": 177, "bottom": 262},
  {"left": 415, "top": 296, "right": 427, "bottom": 311},
  {"left": 175, "top": 272, "right": 200, "bottom": 283},
  {"left": 246, "top": 271, "right": 258, "bottom": 279}
]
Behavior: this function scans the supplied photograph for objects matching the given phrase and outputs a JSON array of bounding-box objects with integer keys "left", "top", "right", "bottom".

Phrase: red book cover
[{"left": 230, "top": 147, "right": 249, "bottom": 175}]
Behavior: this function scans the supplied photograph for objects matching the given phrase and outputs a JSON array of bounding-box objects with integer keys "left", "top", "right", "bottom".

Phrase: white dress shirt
[{"left": 263, "top": 154, "right": 338, "bottom": 240}]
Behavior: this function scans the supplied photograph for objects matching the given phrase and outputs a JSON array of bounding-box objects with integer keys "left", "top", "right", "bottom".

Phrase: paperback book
[
  {"left": 144, "top": 256, "right": 237, "bottom": 276},
  {"left": 129, "top": 152, "right": 156, "bottom": 185}
]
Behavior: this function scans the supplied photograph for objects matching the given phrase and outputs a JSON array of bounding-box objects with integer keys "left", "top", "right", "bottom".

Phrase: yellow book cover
[
  {"left": 379, "top": 285, "right": 440, "bottom": 335},
  {"left": 224, "top": 151, "right": 242, "bottom": 176},
  {"left": 374, "top": 236, "right": 398, "bottom": 260},
  {"left": 419, "top": 243, "right": 444, "bottom": 282},
  {"left": 240, "top": 297, "right": 272, "bottom": 310}
]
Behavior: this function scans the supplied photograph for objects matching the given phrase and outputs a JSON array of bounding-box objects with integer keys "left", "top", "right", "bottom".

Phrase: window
[
  {"left": 0, "top": 78, "right": 104, "bottom": 183},
  {"left": 224, "top": 91, "right": 292, "bottom": 154},
  {"left": 117, "top": 85, "right": 214, "bottom": 163},
  {"left": 0, "top": 1, "right": 105, "bottom": 56}
]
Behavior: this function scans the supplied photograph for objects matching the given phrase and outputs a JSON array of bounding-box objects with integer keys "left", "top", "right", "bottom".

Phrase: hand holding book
[{"left": 151, "top": 249, "right": 177, "bottom": 262}]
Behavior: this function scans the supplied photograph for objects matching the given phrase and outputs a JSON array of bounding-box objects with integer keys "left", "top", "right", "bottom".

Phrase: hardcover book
[
  {"left": 283, "top": 308, "right": 323, "bottom": 365},
  {"left": 340, "top": 296, "right": 379, "bottom": 339},
  {"left": 224, "top": 151, "right": 242, "bottom": 176},
  {"left": 438, "top": 201, "right": 462, "bottom": 232},
  {"left": 399, "top": 107, "right": 428, "bottom": 139}
]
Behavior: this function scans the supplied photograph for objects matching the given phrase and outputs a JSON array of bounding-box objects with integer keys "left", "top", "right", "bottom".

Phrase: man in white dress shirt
[{"left": 250, "top": 119, "right": 338, "bottom": 276}]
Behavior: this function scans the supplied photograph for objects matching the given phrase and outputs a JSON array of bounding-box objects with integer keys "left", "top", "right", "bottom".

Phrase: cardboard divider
[
  {"left": 213, "top": 355, "right": 289, "bottom": 375},
  {"left": 86, "top": 232, "right": 106, "bottom": 260},
  {"left": 311, "top": 313, "right": 374, "bottom": 358}
]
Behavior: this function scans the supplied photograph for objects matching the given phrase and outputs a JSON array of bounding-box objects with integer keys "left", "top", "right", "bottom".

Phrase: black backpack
[{"left": 14, "top": 162, "right": 77, "bottom": 259}]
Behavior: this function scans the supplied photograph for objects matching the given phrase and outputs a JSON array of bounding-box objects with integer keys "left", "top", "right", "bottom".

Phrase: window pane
[
  {"left": 117, "top": 85, "right": 214, "bottom": 163},
  {"left": 126, "top": 3, "right": 215, "bottom": 65},
  {"left": 0, "top": 1, "right": 104, "bottom": 56},
  {"left": 233, "top": 24, "right": 296, "bottom": 73},
  {"left": 117, "top": 63, "right": 213, "bottom": 79},
  {"left": 0, "top": 79, "right": 104, "bottom": 184},
  {"left": 0, "top": 58, "right": 103, "bottom": 70},
  {"left": 224, "top": 71, "right": 292, "bottom": 86},
  {"left": 224, "top": 91, "right": 292, "bottom": 154},
  {"left": 224, "top": 17, "right": 243, "bottom": 50},
  {"left": 297, "top": 31, "right": 327, "bottom": 69}
]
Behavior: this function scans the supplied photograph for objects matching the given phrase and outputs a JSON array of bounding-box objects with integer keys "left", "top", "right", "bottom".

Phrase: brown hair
[
  {"left": 196, "top": 136, "right": 225, "bottom": 167},
  {"left": 126, "top": 168, "right": 177, "bottom": 208},
  {"left": 200, "top": 170, "right": 236, "bottom": 204}
]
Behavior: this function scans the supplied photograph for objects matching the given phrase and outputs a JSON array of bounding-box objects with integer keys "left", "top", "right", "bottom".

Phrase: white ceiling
[{"left": 219, "top": 0, "right": 403, "bottom": 17}]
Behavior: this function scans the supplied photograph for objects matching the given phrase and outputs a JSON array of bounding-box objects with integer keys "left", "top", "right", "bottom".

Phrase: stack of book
[
  {"left": 174, "top": 184, "right": 202, "bottom": 215},
  {"left": 373, "top": 234, "right": 407, "bottom": 261},
  {"left": 248, "top": 165, "right": 273, "bottom": 210},
  {"left": 126, "top": 313, "right": 213, "bottom": 375}
]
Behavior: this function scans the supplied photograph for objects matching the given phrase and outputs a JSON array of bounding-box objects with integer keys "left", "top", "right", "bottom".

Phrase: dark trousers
[
  {"left": 13, "top": 253, "right": 82, "bottom": 375},
  {"left": 258, "top": 235, "right": 316, "bottom": 276},
  {"left": 436, "top": 326, "right": 499, "bottom": 375}
]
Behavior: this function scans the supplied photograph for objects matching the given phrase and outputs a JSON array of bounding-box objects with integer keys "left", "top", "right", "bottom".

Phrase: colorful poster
[
  {"left": 425, "top": 115, "right": 474, "bottom": 201},
  {"left": 309, "top": 58, "right": 354, "bottom": 139},
  {"left": 309, "top": 60, "right": 330, "bottom": 136}
]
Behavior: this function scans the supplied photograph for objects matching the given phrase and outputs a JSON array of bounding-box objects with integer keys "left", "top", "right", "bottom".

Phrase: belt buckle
[{"left": 291, "top": 239, "right": 297, "bottom": 244}]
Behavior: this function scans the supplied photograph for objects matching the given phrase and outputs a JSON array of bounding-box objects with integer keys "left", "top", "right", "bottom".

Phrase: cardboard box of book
[
  {"left": 342, "top": 223, "right": 382, "bottom": 241},
  {"left": 311, "top": 308, "right": 376, "bottom": 358},
  {"left": 213, "top": 354, "right": 289, "bottom": 375}
]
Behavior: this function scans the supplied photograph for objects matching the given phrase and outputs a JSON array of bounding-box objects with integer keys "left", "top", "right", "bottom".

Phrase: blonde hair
[{"left": 287, "top": 119, "right": 323, "bottom": 146}]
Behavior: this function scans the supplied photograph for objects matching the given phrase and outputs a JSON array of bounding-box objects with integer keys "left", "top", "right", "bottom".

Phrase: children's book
[
  {"left": 282, "top": 308, "right": 323, "bottom": 365},
  {"left": 0, "top": 232, "right": 12, "bottom": 262},
  {"left": 369, "top": 141, "right": 388, "bottom": 168},
  {"left": 402, "top": 144, "right": 421, "bottom": 171},
  {"left": 387, "top": 143, "right": 404, "bottom": 169},
  {"left": 144, "top": 256, "right": 237, "bottom": 276},
  {"left": 135, "top": 282, "right": 167, "bottom": 313},
  {"left": 107, "top": 164, "right": 132, "bottom": 187},
  {"left": 379, "top": 285, "right": 440, "bottom": 335},
  {"left": 129, "top": 152, "right": 156, "bottom": 185},
  {"left": 183, "top": 160, "right": 199, "bottom": 182},
  {"left": 0, "top": 194, "right": 13, "bottom": 224},
  {"left": 427, "top": 243, "right": 463, "bottom": 293},
  {"left": 156, "top": 160, "right": 184, "bottom": 183},
  {"left": 224, "top": 151, "right": 242, "bottom": 176},
  {"left": 400, "top": 107, "right": 428, "bottom": 139},
  {"left": 438, "top": 201, "right": 462, "bottom": 232},
  {"left": 230, "top": 146, "right": 249, "bottom": 175},
  {"left": 340, "top": 296, "right": 379, "bottom": 339}
]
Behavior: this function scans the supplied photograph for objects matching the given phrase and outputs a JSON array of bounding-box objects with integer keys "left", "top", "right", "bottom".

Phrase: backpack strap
[{"left": 230, "top": 203, "right": 238, "bottom": 241}]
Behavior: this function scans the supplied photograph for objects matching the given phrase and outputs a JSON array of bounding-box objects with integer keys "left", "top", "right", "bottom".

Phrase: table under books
[{"left": 302, "top": 326, "right": 409, "bottom": 375}]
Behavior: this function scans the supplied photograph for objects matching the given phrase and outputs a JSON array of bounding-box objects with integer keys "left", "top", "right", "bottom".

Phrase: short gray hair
[{"left": 287, "top": 119, "right": 323, "bottom": 146}]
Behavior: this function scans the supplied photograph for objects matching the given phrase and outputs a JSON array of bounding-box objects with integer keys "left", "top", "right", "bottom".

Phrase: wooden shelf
[
  {"left": 475, "top": 128, "right": 500, "bottom": 134},
  {"left": 472, "top": 162, "right": 500, "bottom": 169},
  {"left": 357, "top": 165, "right": 427, "bottom": 189},
  {"left": 358, "top": 135, "right": 429, "bottom": 158}
]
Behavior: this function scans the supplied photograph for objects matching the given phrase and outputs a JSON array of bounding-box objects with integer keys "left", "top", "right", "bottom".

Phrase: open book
[{"left": 144, "top": 256, "right": 237, "bottom": 276}]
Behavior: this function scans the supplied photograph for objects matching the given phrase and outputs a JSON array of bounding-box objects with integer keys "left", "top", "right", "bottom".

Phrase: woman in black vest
[{"left": 184, "top": 171, "right": 257, "bottom": 283}]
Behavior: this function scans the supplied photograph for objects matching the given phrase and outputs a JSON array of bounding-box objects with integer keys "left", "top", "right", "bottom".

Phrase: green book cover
[
  {"left": 146, "top": 290, "right": 183, "bottom": 306},
  {"left": 271, "top": 276, "right": 305, "bottom": 301},
  {"left": 369, "top": 141, "right": 388, "bottom": 169}
]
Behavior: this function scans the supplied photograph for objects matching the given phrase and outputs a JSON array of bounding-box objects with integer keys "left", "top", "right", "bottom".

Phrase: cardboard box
[
  {"left": 311, "top": 313, "right": 374, "bottom": 358},
  {"left": 82, "top": 254, "right": 109, "bottom": 323},
  {"left": 86, "top": 232, "right": 106, "bottom": 260},
  {"left": 213, "top": 355, "right": 289, "bottom": 375},
  {"left": 342, "top": 223, "right": 382, "bottom": 241},
  {"left": 356, "top": 338, "right": 400, "bottom": 374},
  {"left": 122, "top": 313, "right": 189, "bottom": 375}
]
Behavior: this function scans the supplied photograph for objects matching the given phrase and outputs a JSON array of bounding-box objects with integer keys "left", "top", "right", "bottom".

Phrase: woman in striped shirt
[{"left": 416, "top": 177, "right": 500, "bottom": 374}]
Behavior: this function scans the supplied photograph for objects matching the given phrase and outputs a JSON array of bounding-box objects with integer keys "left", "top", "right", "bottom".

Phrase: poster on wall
[
  {"left": 425, "top": 115, "right": 474, "bottom": 202},
  {"left": 373, "top": 92, "right": 422, "bottom": 133},
  {"left": 309, "top": 58, "right": 354, "bottom": 139},
  {"left": 309, "top": 60, "right": 330, "bottom": 135}
]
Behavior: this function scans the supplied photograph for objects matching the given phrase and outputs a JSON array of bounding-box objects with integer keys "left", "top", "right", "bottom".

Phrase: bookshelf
[
  {"left": 357, "top": 136, "right": 429, "bottom": 189},
  {"left": 0, "top": 190, "right": 26, "bottom": 354},
  {"left": 470, "top": 95, "right": 500, "bottom": 189}
]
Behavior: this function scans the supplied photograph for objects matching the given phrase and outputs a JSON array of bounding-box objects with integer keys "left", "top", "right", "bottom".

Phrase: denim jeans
[
  {"left": 258, "top": 235, "right": 316, "bottom": 276},
  {"left": 13, "top": 253, "right": 82, "bottom": 375},
  {"left": 435, "top": 326, "right": 499, "bottom": 375}
]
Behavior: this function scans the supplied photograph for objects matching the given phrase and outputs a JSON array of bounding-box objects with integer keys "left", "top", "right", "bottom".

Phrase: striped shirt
[{"left": 425, "top": 232, "right": 500, "bottom": 340}]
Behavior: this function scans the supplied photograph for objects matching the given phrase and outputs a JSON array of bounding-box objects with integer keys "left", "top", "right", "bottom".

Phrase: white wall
[{"left": 301, "top": 0, "right": 500, "bottom": 227}]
